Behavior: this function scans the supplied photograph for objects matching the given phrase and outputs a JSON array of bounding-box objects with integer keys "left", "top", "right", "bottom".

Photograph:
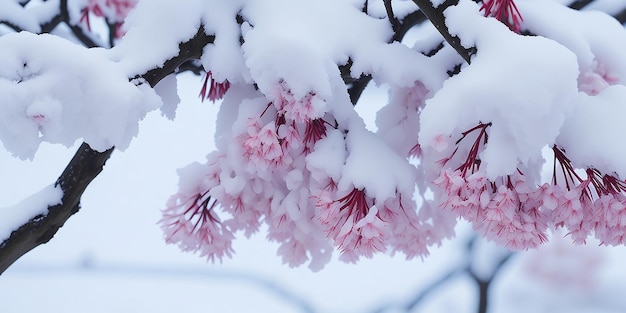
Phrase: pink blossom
[
  {"left": 476, "top": 185, "right": 548, "bottom": 249},
  {"left": 431, "top": 134, "right": 450, "bottom": 152},
  {"left": 222, "top": 195, "right": 262, "bottom": 237},
  {"left": 240, "top": 119, "right": 285, "bottom": 173},
  {"left": 350, "top": 206, "right": 388, "bottom": 253},
  {"left": 277, "top": 238, "right": 309, "bottom": 267},
  {"left": 595, "top": 195, "right": 626, "bottom": 245},
  {"left": 433, "top": 169, "right": 465, "bottom": 198},
  {"left": 277, "top": 122, "right": 301, "bottom": 151},
  {"left": 303, "top": 118, "right": 328, "bottom": 152},
  {"left": 552, "top": 189, "right": 583, "bottom": 227},
  {"left": 159, "top": 191, "right": 234, "bottom": 262},
  {"left": 199, "top": 71, "right": 230, "bottom": 102},
  {"left": 538, "top": 183, "right": 562, "bottom": 211},
  {"left": 80, "top": 0, "right": 138, "bottom": 35},
  {"left": 379, "top": 197, "right": 433, "bottom": 259},
  {"left": 270, "top": 81, "right": 325, "bottom": 123},
  {"left": 408, "top": 143, "right": 422, "bottom": 158},
  {"left": 314, "top": 188, "right": 390, "bottom": 261},
  {"left": 315, "top": 191, "right": 340, "bottom": 227},
  {"left": 578, "top": 61, "right": 619, "bottom": 95}
]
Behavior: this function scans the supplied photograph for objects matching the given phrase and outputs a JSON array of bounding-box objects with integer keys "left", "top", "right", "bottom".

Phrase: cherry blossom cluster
[
  {"left": 141, "top": 0, "right": 626, "bottom": 269},
  {"left": 161, "top": 81, "right": 337, "bottom": 269},
  {"left": 158, "top": 161, "right": 235, "bottom": 262},
  {"left": 431, "top": 120, "right": 626, "bottom": 249},
  {"left": 160, "top": 76, "right": 452, "bottom": 269}
]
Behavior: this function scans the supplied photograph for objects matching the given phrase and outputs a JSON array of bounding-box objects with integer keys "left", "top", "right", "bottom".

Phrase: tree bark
[
  {"left": 0, "top": 143, "right": 112, "bottom": 274},
  {"left": 410, "top": 0, "right": 474, "bottom": 63}
]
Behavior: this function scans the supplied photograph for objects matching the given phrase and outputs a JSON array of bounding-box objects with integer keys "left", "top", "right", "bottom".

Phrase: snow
[
  {"left": 108, "top": 0, "right": 206, "bottom": 77},
  {"left": 558, "top": 85, "right": 626, "bottom": 176},
  {"left": 519, "top": 0, "right": 626, "bottom": 79},
  {"left": 0, "top": 32, "right": 161, "bottom": 159},
  {"left": 241, "top": 0, "right": 392, "bottom": 98},
  {"left": 306, "top": 129, "right": 347, "bottom": 183},
  {"left": 154, "top": 73, "right": 180, "bottom": 120},
  {"left": 342, "top": 127, "right": 417, "bottom": 200},
  {"left": 0, "top": 0, "right": 41, "bottom": 33},
  {"left": 0, "top": 184, "right": 62, "bottom": 243}
]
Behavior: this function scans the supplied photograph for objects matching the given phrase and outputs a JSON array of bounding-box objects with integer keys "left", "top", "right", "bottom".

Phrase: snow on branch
[
  {"left": 0, "top": 143, "right": 112, "bottom": 274},
  {"left": 0, "top": 32, "right": 160, "bottom": 159}
]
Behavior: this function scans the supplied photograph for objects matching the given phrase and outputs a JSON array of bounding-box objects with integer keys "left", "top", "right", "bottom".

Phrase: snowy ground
[{"left": 1, "top": 74, "right": 626, "bottom": 313}]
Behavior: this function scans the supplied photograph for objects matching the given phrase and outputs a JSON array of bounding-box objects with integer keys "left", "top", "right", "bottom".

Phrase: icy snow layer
[{"left": 0, "top": 32, "right": 160, "bottom": 159}]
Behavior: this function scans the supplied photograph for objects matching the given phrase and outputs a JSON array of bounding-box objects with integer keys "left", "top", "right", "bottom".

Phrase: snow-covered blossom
[
  {"left": 157, "top": 0, "right": 626, "bottom": 266},
  {"left": 4, "top": 0, "right": 626, "bottom": 271}
]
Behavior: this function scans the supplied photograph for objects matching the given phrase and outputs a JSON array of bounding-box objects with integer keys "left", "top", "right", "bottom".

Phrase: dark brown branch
[
  {"left": 383, "top": 0, "right": 400, "bottom": 32},
  {"left": 569, "top": 0, "right": 594, "bottom": 10},
  {"left": 0, "top": 143, "right": 113, "bottom": 274},
  {"left": 467, "top": 249, "right": 514, "bottom": 313},
  {"left": 40, "top": 14, "right": 63, "bottom": 34},
  {"left": 0, "top": 21, "right": 24, "bottom": 33},
  {"left": 345, "top": 10, "right": 428, "bottom": 105},
  {"left": 410, "top": 0, "right": 474, "bottom": 64},
  {"left": 614, "top": 8, "right": 626, "bottom": 24},
  {"left": 0, "top": 26, "right": 215, "bottom": 275},
  {"left": 140, "top": 26, "right": 215, "bottom": 87}
]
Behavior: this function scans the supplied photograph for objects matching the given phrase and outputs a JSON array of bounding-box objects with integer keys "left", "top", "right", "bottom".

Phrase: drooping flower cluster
[
  {"left": 199, "top": 71, "right": 231, "bottom": 103},
  {"left": 430, "top": 119, "right": 626, "bottom": 250},
  {"left": 159, "top": 161, "right": 235, "bottom": 262},
  {"left": 162, "top": 82, "right": 337, "bottom": 270},
  {"left": 161, "top": 75, "right": 445, "bottom": 269},
  {"left": 432, "top": 123, "right": 548, "bottom": 249},
  {"left": 480, "top": 0, "right": 523, "bottom": 33}
]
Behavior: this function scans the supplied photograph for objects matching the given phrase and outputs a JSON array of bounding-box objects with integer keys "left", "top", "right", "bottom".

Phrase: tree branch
[
  {"left": 467, "top": 246, "right": 514, "bottom": 313},
  {"left": 0, "top": 143, "right": 113, "bottom": 274},
  {"left": 0, "top": 26, "right": 215, "bottom": 275},
  {"left": 345, "top": 9, "right": 428, "bottom": 105},
  {"left": 410, "top": 0, "right": 474, "bottom": 63},
  {"left": 139, "top": 26, "right": 214, "bottom": 87},
  {"left": 59, "top": 0, "right": 100, "bottom": 48}
]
